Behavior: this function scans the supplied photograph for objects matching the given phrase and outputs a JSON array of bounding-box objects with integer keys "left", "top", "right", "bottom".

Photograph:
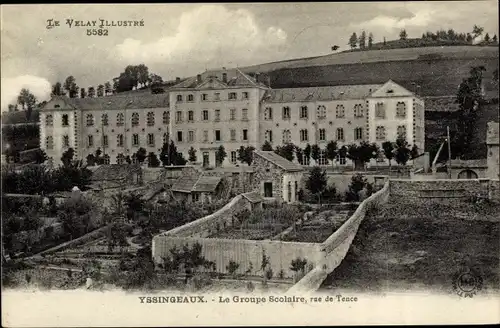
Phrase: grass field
[{"left": 320, "top": 197, "right": 500, "bottom": 295}]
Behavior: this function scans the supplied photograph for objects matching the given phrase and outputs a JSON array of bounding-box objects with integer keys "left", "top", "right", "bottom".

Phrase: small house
[{"left": 171, "top": 174, "right": 223, "bottom": 203}]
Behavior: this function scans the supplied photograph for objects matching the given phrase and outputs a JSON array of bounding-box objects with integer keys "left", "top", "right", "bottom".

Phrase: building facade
[{"left": 39, "top": 69, "right": 424, "bottom": 167}]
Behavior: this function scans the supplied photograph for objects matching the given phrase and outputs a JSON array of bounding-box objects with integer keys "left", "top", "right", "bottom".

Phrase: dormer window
[{"left": 386, "top": 89, "right": 394, "bottom": 93}]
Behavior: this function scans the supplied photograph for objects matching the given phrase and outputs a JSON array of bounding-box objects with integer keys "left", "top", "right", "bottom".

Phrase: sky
[{"left": 1, "top": 2, "right": 498, "bottom": 111}]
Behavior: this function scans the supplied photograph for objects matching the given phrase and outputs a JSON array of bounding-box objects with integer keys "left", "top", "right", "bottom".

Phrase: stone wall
[
  {"left": 489, "top": 180, "right": 500, "bottom": 202},
  {"left": 388, "top": 179, "right": 495, "bottom": 199},
  {"left": 251, "top": 155, "right": 284, "bottom": 200}
]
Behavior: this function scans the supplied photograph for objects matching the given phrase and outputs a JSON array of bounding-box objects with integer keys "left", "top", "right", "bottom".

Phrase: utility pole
[{"left": 447, "top": 126, "right": 452, "bottom": 179}]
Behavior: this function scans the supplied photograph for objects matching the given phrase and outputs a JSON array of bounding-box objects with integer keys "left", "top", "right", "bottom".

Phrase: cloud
[
  {"left": 113, "top": 5, "right": 287, "bottom": 66},
  {"left": 1, "top": 75, "right": 51, "bottom": 112},
  {"left": 352, "top": 9, "right": 435, "bottom": 32}
]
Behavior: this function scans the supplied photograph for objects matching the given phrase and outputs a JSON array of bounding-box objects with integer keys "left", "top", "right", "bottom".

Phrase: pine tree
[
  {"left": 348, "top": 32, "right": 358, "bottom": 49},
  {"left": 368, "top": 33, "right": 374, "bottom": 48},
  {"left": 358, "top": 31, "right": 366, "bottom": 49}
]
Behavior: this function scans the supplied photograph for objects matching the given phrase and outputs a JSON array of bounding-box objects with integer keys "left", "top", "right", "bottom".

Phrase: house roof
[
  {"left": 171, "top": 175, "right": 199, "bottom": 193},
  {"left": 43, "top": 94, "right": 170, "bottom": 111},
  {"left": 241, "top": 191, "right": 263, "bottom": 203},
  {"left": 91, "top": 164, "right": 141, "bottom": 181},
  {"left": 262, "top": 84, "right": 383, "bottom": 103},
  {"left": 171, "top": 68, "right": 268, "bottom": 89},
  {"left": 254, "top": 150, "right": 304, "bottom": 172},
  {"left": 192, "top": 176, "right": 222, "bottom": 192}
]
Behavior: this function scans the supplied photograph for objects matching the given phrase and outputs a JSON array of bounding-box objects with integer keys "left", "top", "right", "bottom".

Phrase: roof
[
  {"left": 192, "top": 176, "right": 222, "bottom": 192},
  {"left": 171, "top": 175, "right": 199, "bottom": 193},
  {"left": 91, "top": 164, "right": 142, "bottom": 181},
  {"left": 487, "top": 122, "right": 499, "bottom": 145},
  {"left": 254, "top": 151, "right": 303, "bottom": 172},
  {"left": 262, "top": 84, "right": 382, "bottom": 103},
  {"left": 241, "top": 191, "right": 263, "bottom": 203},
  {"left": 43, "top": 93, "right": 170, "bottom": 111},
  {"left": 1, "top": 109, "right": 40, "bottom": 125},
  {"left": 171, "top": 68, "right": 268, "bottom": 89}
]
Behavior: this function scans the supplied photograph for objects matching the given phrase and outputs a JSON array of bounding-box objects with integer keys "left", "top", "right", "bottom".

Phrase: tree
[
  {"left": 348, "top": 32, "right": 358, "bottom": 49},
  {"left": 147, "top": 152, "right": 160, "bottom": 167},
  {"left": 33, "top": 149, "right": 48, "bottom": 164},
  {"left": 383, "top": 37, "right": 387, "bottom": 45},
  {"left": 135, "top": 147, "right": 147, "bottom": 164},
  {"left": 399, "top": 29, "right": 408, "bottom": 40},
  {"left": 237, "top": 146, "right": 255, "bottom": 166},
  {"left": 64, "top": 76, "right": 79, "bottom": 98},
  {"left": 58, "top": 197, "right": 95, "bottom": 239},
  {"left": 466, "top": 33, "right": 473, "bottom": 43},
  {"left": 331, "top": 45, "right": 339, "bottom": 51},
  {"left": 17, "top": 88, "right": 37, "bottom": 120},
  {"left": 261, "top": 141, "right": 273, "bottom": 151},
  {"left": 411, "top": 145, "right": 419, "bottom": 159},
  {"left": 52, "top": 82, "right": 64, "bottom": 96},
  {"left": 368, "top": 33, "right": 374, "bottom": 48},
  {"left": 80, "top": 87, "right": 86, "bottom": 99},
  {"left": 87, "top": 86, "right": 96, "bottom": 98},
  {"left": 325, "top": 141, "right": 338, "bottom": 169},
  {"left": 303, "top": 144, "right": 311, "bottom": 165},
  {"left": 493, "top": 34, "right": 498, "bottom": 43},
  {"left": 104, "top": 81, "right": 112, "bottom": 95},
  {"left": 394, "top": 136, "right": 411, "bottom": 166},
  {"left": 347, "top": 174, "right": 366, "bottom": 201},
  {"left": 346, "top": 142, "right": 378, "bottom": 171},
  {"left": 188, "top": 147, "right": 197, "bottom": 163},
  {"left": 484, "top": 33, "right": 490, "bottom": 43},
  {"left": 61, "top": 148, "right": 75, "bottom": 167},
  {"left": 274, "top": 143, "right": 295, "bottom": 162},
  {"left": 159, "top": 140, "right": 187, "bottom": 166},
  {"left": 137, "top": 64, "right": 150, "bottom": 88},
  {"left": 215, "top": 145, "right": 227, "bottom": 167},
  {"left": 306, "top": 166, "right": 327, "bottom": 205},
  {"left": 86, "top": 154, "right": 96, "bottom": 166},
  {"left": 381, "top": 141, "right": 394, "bottom": 169},
  {"left": 97, "top": 84, "right": 104, "bottom": 97},
  {"left": 311, "top": 144, "right": 321, "bottom": 164},
  {"left": 472, "top": 25, "right": 484, "bottom": 39},
  {"left": 358, "top": 30, "right": 366, "bottom": 49}
]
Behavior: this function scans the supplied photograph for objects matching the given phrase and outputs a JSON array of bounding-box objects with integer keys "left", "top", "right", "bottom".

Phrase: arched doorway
[{"left": 457, "top": 169, "right": 478, "bottom": 179}]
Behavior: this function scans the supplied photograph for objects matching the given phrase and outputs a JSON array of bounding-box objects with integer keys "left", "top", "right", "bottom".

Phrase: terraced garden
[{"left": 320, "top": 197, "right": 500, "bottom": 295}]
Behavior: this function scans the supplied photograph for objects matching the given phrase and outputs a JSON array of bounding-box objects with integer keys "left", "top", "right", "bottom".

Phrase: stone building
[
  {"left": 486, "top": 121, "right": 499, "bottom": 180},
  {"left": 88, "top": 164, "right": 143, "bottom": 190},
  {"left": 251, "top": 150, "right": 304, "bottom": 203}
]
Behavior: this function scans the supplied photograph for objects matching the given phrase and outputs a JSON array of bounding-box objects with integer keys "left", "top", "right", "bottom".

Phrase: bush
[{"left": 226, "top": 261, "right": 240, "bottom": 277}]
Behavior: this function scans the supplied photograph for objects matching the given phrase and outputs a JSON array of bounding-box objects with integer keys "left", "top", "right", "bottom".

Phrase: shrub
[
  {"left": 226, "top": 260, "right": 240, "bottom": 277},
  {"left": 265, "top": 267, "right": 273, "bottom": 280}
]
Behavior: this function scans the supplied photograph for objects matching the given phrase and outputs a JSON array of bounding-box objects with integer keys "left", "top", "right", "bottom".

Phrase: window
[
  {"left": 147, "top": 112, "right": 155, "bottom": 126},
  {"left": 300, "top": 129, "right": 308, "bottom": 142},
  {"left": 230, "top": 108, "right": 236, "bottom": 120},
  {"left": 102, "top": 135, "right": 108, "bottom": 147},
  {"left": 214, "top": 109, "right": 220, "bottom": 121},
  {"left": 336, "top": 105, "right": 345, "bottom": 118},
  {"left": 396, "top": 102, "right": 407, "bottom": 118},
  {"left": 337, "top": 154, "right": 346, "bottom": 165},
  {"left": 264, "top": 182, "right": 273, "bottom": 198},
  {"left": 231, "top": 151, "right": 237, "bottom": 163},
  {"left": 242, "top": 92, "right": 249, "bottom": 99},
  {"left": 203, "top": 130, "right": 209, "bottom": 142},
  {"left": 117, "top": 113, "right": 124, "bottom": 126},
  {"left": 201, "top": 93, "right": 208, "bottom": 101},
  {"left": 336, "top": 128, "right": 344, "bottom": 141},
  {"left": 265, "top": 130, "right": 273, "bottom": 143},
  {"left": 131, "top": 112, "right": 139, "bottom": 126},
  {"left": 187, "top": 94, "right": 194, "bottom": 102},
  {"left": 45, "top": 114, "right": 53, "bottom": 126},
  {"left": 86, "top": 114, "right": 94, "bottom": 126},
  {"left": 317, "top": 150, "right": 328, "bottom": 166},
  {"left": 202, "top": 110, "right": 209, "bottom": 121},
  {"left": 176, "top": 94, "right": 183, "bottom": 102},
  {"left": 103, "top": 154, "right": 110, "bottom": 165},
  {"left": 63, "top": 135, "right": 70, "bottom": 147},
  {"left": 397, "top": 125, "right": 407, "bottom": 140},
  {"left": 242, "top": 129, "right": 248, "bottom": 141},
  {"left": 242, "top": 108, "right": 248, "bottom": 121},
  {"left": 283, "top": 129, "right": 291, "bottom": 144},
  {"left": 163, "top": 133, "right": 169, "bottom": 145},
  {"left": 188, "top": 110, "right": 194, "bottom": 122},
  {"left": 354, "top": 127, "right": 363, "bottom": 140},
  {"left": 317, "top": 105, "right": 326, "bottom": 119},
  {"left": 45, "top": 136, "right": 53, "bottom": 149},
  {"left": 177, "top": 131, "right": 183, "bottom": 142},
  {"left": 282, "top": 106, "right": 291, "bottom": 119},
  {"left": 88, "top": 135, "right": 94, "bottom": 147},
  {"left": 230, "top": 129, "right": 236, "bottom": 141},
  {"left": 214, "top": 93, "right": 220, "bottom": 101},
  {"left": 354, "top": 104, "right": 364, "bottom": 117},
  {"left": 188, "top": 130, "right": 195, "bottom": 142},
  {"left": 176, "top": 111, "right": 183, "bottom": 123},
  {"left": 117, "top": 154, "right": 125, "bottom": 165},
  {"left": 228, "top": 92, "right": 237, "bottom": 100},
  {"left": 376, "top": 126, "right": 386, "bottom": 140},
  {"left": 147, "top": 133, "right": 155, "bottom": 146},
  {"left": 117, "top": 134, "right": 124, "bottom": 147},
  {"left": 264, "top": 107, "right": 273, "bottom": 120},
  {"left": 215, "top": 130, "right": 221, "bottom": 141},
  {"left": 319, "top": 129, "right": 326, "bottom": 141},
  {"left": 62, "top": 114, "right": 69, "bottom": 127},
  {"left": 203, "top": 152, "right": 210, "bottom": 167},
  {"left": 132, "top": 134, "right": 139, "bottom": 146},
  {"left": 162, "top": 111, "right": 169, "bottom": 124},
  {"left": 101, "top": 113, "right": 109, "bottom": 126},
  {"left": 375, "top": 102, "right": 385, "bottom": 118},
  {"left": 300, "top": 106, "right": 308, "bottom": 119}
]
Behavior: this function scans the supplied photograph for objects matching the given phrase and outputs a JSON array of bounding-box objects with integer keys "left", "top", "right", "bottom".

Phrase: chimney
[
  {"left": 222, "top": 73, "right": 227, "bottom": 83},
  {"left": 176, "top": 77, "right": 180, "bottom": 83},
  {"left": 197, "top": 74, "right": 202, "bottom": 84},
  {"left": 255, "top": 72, "right": 260, "bottom": 83}
]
